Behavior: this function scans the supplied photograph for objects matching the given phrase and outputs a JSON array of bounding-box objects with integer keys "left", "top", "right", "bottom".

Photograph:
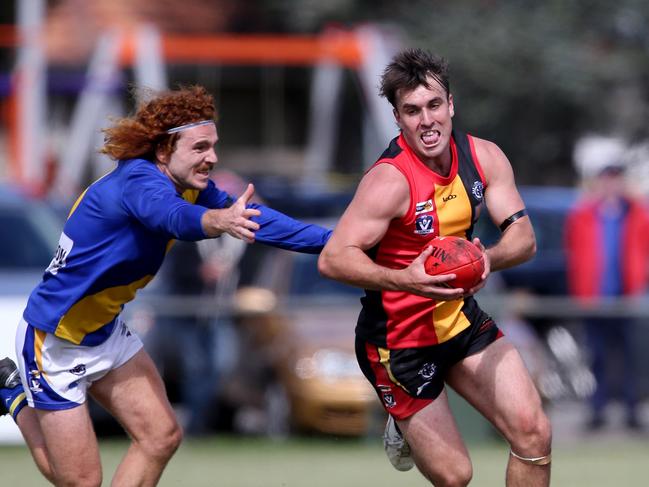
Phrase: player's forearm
[
  {"left": 248, "top": 203, "right": 332, "bottom": 254},
  {"left": 486, "top": 222, "right": 536, "bottom": 271},
  {"left": 200, "top": 208, "right": 228, "bottom": 237},
  {"left": 318, "top": 246, "right": 402, "bottom": 291}
]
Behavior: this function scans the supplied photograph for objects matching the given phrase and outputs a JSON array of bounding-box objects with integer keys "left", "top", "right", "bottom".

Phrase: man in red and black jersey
[{"left": 319, "top": 48, "right": 551, "bottom": 486}]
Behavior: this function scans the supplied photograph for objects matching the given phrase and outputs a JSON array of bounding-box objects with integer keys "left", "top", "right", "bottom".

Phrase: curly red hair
[{"left": 100, "top": 85, "right": 216, "bottom": 161}]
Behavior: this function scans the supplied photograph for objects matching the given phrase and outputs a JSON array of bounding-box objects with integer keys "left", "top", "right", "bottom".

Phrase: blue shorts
[{"left": 15, "top": 316, "right": 143, "bottom": 410}]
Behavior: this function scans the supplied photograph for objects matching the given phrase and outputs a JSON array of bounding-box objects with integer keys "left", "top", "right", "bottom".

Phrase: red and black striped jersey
[{"left": 356, "top": 129, "right": 488, "bottom": 349}]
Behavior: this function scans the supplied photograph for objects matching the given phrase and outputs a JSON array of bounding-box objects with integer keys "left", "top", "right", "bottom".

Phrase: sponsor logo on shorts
[
  {"left": 378, "top": 385, "right": 396, "bottom": 408},
  {"left": 418, "top": 363, "right": 437, "bottom": 380},
  {"left": 416, "top": 363, "right": 437, "bottom": 396},
  {"left": 69, "top": 364, "right": 86, "bottom": 376},
  {"left": 28, "top": 369, "right": 43, "bottom": 393},
  {"left": 120, "top": 322, "right": 132, "bottom": 337}
]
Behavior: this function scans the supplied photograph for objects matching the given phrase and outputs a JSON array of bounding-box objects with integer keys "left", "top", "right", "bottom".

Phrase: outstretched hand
[
  {"left": 201, "top": 183, "right": 261, "bottom": 242},
  {"left": 229, "top": 184, "right": 261, "bottom": 242}
]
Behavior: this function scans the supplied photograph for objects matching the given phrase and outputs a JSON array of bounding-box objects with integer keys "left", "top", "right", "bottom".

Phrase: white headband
[{"left": 165, "top": 120, "right": 214, "bottom": 134}]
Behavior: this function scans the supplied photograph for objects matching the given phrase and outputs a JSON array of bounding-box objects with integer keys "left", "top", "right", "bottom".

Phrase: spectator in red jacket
[{"left": 565, "top": 162, "right": 649, "bottom": 431}]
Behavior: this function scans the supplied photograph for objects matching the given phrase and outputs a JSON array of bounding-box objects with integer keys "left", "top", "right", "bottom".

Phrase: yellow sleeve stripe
[
  {"left": 67, "top": 187, "right": 89, "bottom": 218},
  {"left": 9, "top": 392, "right": 26, "bottom": 416},
  {"left": 68, "top": 171, "right": 115, "bottom": 218}
]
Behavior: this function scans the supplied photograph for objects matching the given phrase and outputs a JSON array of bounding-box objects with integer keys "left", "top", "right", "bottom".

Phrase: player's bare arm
[
  {"left": 201, "top": 183, "right": 261, "bottom": 242},
  {"left": 474, "top": 137, "right": 536, "bottom": 271},
  {"left": 318, "top": 164, "right": 464, "bottom": 300},
  {"left": 464, "top": 236, "right": 491, "bottom": 295}
]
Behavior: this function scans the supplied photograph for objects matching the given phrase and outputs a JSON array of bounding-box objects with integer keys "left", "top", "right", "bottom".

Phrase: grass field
[{"left": 1, "top": 435, "right": 648, "bottom": 486}]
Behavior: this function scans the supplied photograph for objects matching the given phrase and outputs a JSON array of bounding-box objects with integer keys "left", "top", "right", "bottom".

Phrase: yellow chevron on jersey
[
  {"left": 182, "top": 189, "right": 200, "bottom": 204},
  {"left": 54, "top": 275, "right": 154, "bottom": 344},
  {"left": 434, "top": 175, "right": 473, "bottom": 238}
]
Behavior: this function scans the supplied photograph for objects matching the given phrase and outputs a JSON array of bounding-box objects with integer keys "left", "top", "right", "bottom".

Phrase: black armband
[{"left": 499, "top": 209, "right": 528, "bottom": 232}]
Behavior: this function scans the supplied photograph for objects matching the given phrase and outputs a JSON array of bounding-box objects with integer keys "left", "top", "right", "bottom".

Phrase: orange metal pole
[
  {"left": 120, "top": 32, "right": 364, "bottom": 68},
  {"left": 6, "top": 77, "right": 22, "bottom": 183}
]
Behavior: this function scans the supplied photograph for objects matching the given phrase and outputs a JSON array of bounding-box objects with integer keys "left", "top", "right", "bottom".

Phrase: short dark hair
[{"left": 379, "top": 48, "right": 450, "bottom": 108}]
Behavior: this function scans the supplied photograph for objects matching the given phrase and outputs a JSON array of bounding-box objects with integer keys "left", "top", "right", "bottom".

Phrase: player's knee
[
  {"left": 424, "top": 457, "right": 472, "bottom": 487},
  {"left": 511, "top": 408, "right": 552, "bottom": 454},
  {"left": 141, "top": 419, "right": 183, "bottom": 461},
  {"left": 53, "top": 467, "right": 101, "bottom": 487},
  {"left": 36, "top": 458, "right": 57, "bottom": 485},
  {"left": 157, "top": 421, "right": 183, "bottom": 459}
]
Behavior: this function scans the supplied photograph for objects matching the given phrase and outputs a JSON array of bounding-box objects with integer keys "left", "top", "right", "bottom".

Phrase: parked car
[
  {"left": 230, "top": 244, "right": 381, "bottom": 437},
  {"left": 0, "top": 185, "right": 63, "bottom": 294}
]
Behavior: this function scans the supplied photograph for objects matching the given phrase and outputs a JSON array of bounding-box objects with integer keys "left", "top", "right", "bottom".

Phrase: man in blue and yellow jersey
[
  {"left": 0, "top": 85, "right": 331, "bottom": 486},
  {"left": 319, "top": 49, "right": 551, "bottom": 486}
]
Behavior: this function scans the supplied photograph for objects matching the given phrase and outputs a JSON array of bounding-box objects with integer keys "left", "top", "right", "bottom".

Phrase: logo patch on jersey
[
  {"left": 442, "top": 194, "right": 457, "bottom": 202},
  {"left": 415, "top": 214, "right": 434, "bottom": 235},
  {"left": 472, "top": 181, "right": 484, "bottom": 200},
  {"left": 46, "top": 232, "right": 74, "bottom": 275},
  {"left": 415, "top": 199, "right": 434, "bottom": 214}
]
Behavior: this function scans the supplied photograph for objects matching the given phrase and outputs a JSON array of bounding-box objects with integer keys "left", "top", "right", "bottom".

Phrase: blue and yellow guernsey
[{"left": 23, "top": 158, "right": 331, "bottom": 346}]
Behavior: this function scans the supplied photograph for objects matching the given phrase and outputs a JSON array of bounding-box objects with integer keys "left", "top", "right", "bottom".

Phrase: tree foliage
[{"left": 264, "top": 0, "right": 649, "bottom": 184}]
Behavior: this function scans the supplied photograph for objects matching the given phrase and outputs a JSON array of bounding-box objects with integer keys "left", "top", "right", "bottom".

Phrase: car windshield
[{"left": 0, "top": 205, "right": 60, "bottom": 269}]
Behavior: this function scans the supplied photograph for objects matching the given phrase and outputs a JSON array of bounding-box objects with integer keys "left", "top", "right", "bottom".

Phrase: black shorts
[{"left": 355, "top": 316, "right": 503, "bottom": 420}]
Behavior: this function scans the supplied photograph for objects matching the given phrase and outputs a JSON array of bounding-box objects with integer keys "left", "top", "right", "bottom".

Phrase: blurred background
[{"left": 1, "top": 0, "right": 649, "bottom": 485}]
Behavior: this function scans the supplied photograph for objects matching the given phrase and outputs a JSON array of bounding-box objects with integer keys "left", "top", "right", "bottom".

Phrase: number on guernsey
[{"left": 46, "top": 233, "right": 73, "bottom": 275}]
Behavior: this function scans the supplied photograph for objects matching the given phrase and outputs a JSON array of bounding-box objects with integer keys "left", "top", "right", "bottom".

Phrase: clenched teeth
[{"left": 421, "top": 130, "right": 440, "bottom": 145}]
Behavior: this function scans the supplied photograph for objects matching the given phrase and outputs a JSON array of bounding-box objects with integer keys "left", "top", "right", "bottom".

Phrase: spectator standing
[{"left": 565, "top": 162, "right": 649, "bottom": 430}]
